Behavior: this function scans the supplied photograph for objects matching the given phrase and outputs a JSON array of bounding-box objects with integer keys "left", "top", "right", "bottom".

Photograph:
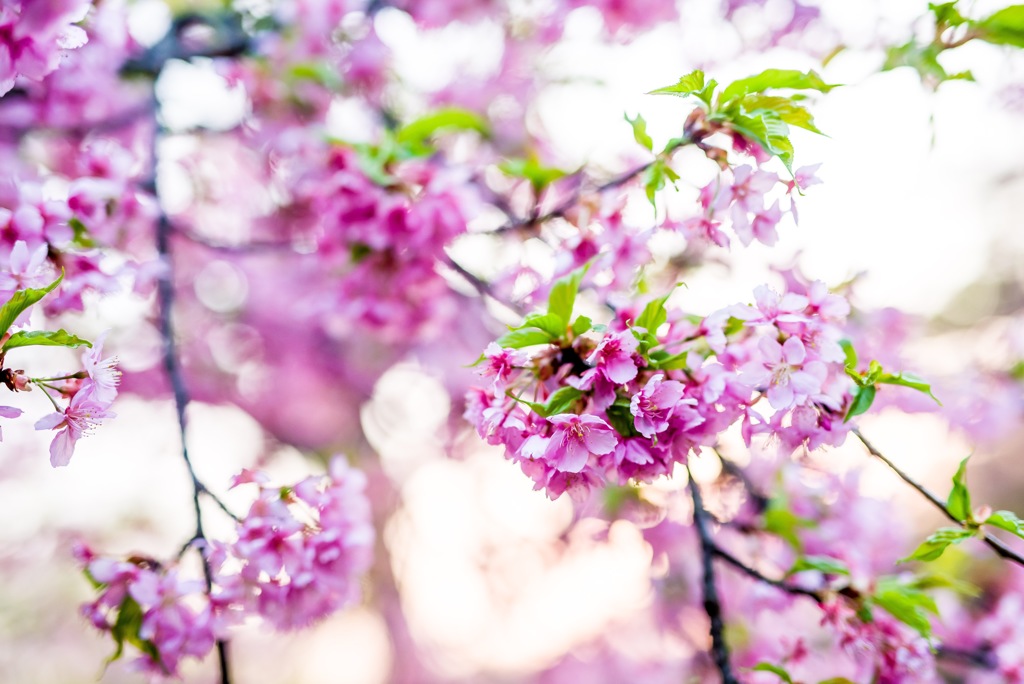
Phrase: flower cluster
[
  {"left": 211, "top": 457, "right": 375, "bottom": 630},
  {"left": 76, "top": 458, "right": 374, "bottom": 674},
  {"left": 0, "top": 0, "right": 91, "bottom": 96},
  {"left": 304, "top": 149, "right": 472, "bottom": 341},
  {"left": 74, "top": 544, "right": 217, "bottom": 678},
  {"left": 466, "top": 273, "right": 855, "bottom": 502},
  {"left": 678, "top": 164, "right": 819, "bottom": 248}
]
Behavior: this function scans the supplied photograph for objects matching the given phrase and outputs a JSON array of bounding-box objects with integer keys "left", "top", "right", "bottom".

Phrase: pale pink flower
[
  {"left": 34, "top": 380, "right": 115, "bottom": 467},
  {"left": 80, "top": 332, "right": 120, "bottom": 404},
  {"left": 0, "top": 405, "right": 22, "bottom": 441},
  {"left": 740, "top": 336, "right": 825, "bottom": 410}
]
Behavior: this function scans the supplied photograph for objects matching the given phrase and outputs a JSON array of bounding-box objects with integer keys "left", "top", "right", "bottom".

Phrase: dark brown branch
[
  {"left": 688, "top": 471, "right": 739, "bottom": 684},
  {"left": 852, "top": 428, "right": 1024, "bottom": 568}
]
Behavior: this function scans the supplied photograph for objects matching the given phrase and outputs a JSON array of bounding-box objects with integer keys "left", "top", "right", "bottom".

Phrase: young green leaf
[
  {"left": 839, "top": 339, "right": 858, "bottom": 370},
  {"left": 547, "top": 263, "right": 590, "bottom": 325},
  {"left": 984, "top": 509, "right": 1024, "bottom": 538},
  {"left": 633, "top": 289, "right": 676, "bottom": 335},
  {"left": 495, "top": 328, "right": 555, "bottom": 349},
  {"left": 720, "top": 69, "right": 837, "bottom": 103},
  {"left": 844, "top": 385, "right": 876, "bottom": 422},
  {"left": 499, "top": 156, "right": 569, "bottom": 194},
  {"left": 975, "top": 5, "right": 1024, "bottom": 48},
  {"left": 0, "top": 271, "right": 63, "bottom": 339},
  {"left": 521, "top": 313, "right": 567, "bottom": 340},
  {"left": 625, "top": 112, "right": 653, "bottom": 151},
  {"left": 571, "top": 315, "right": 593, "bottom": 336},
  {"left": 648, "top": 70, "right": 706, "bottom": 98},
  {"left": 512, "top": 386, "right": 583, "bottom": 417},
  {"left": 750, "top": 662, "right": 794, "bottom": 683},
  {"left": 396, "top": 108, "right": 489, "bottom": 148},
  {"left": 871, "top": 577, "right": 938, "bottom": 639},
  {"left": 947, "top": 456, "right": 972, "bottom": 522},
  {"left": 902, "top": 527, "right": 976, "bottom": 562},
  {"left": 787, "top": 555, "right": 851, "bottom": 578},
  {"left": 878, "top": 371, "right": 941, "bottom": 404},
  {"left": 2, "top": 329, "right": 92, "bottom": 352}
]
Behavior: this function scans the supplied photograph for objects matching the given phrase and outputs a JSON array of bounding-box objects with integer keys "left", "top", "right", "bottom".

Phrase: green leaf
[
  {"left": 634, "top": 290, "right": 675, "bottom": 335},
  {"left": 985, "top": 510, "right": 1024, "bottom": 538},
  {"left": 751, "top": 662, "right": 794, "bottom": 683},
  {"left": 396, "top": 107, "right": 489, "bottom": 151},
  {"left": 787, "top": 555, "right": 851, "bottom": 578},
  {"left": 740, "top": 94, "right": 824, "bottom": 135},
  {"left": 720, "top": 69, "right": 837, "bottom": 103},
  {"left": 605, "top": 402, "right": 641, "bottom": 438},
  {"left": 107, "top": 594, "right": 162, "bottom": 670},
  {"left": 0, "top": 272, "right": 63, "bottom": 339},
  {"left": 499, "top": 156, "right": 569, "bottom": 194},
  {"left": 871, "top": 577, "right": 938, "bottom": 639},
  {"left": 929, "top": 2, "right": 967, "bottom": 27},
  {"left": 839, "top": 339, "right": 858, "bottom": 370},
  {"left": 521, "top": 313, "right": 567, "bottom": 340},
  {"left": 902, "top": 526, "right": 976, "bottom": 562},
  {"left": 844, "top": 384, "right": 876, "bottom": 422},
  {"left": 2, "top": 329, "right": 92, "bottom": 352},
  {"left": 818, "top": 679, "right": 857, "bottom": 684},
  {"left": 975, "top": 5, "right": 1024, "bottom": 47},
  {"left": 878, "top": 371, "right": 941, "bottom": 405},
  {"left": 513, "top": 386, "right": 583, "bottom": 417},
  {"left": 548, "top": 263, "right": 590, "bottom": 325},
  {"left": 883, "top": 41, "right": 952, "bottom": 87},
  {"left": 764, "top": 501, "right": 815, "bottom": 550},
  {"left": 947, "top": 456, "right": 972, "bottom": 522},
  {"left": 68, "top": 217, "right": 97, "bottom": 249},
  {"left": 495, "top": 328, "right": 555, "bottom": 349},
  {"left": 288, "top": 61, "right": 344, "bottom": 89},
  {"left": 648, "top": 350, "right": 688, "bottom": 370},
  {"left": 648, "top": 70, "right": 706, "bottom": 99},
  {"left": 571, "top": 315, "right": 592, "bottom": 336},
  {"left": 625, "top": 112, "right": 653, "bottom": 151}
]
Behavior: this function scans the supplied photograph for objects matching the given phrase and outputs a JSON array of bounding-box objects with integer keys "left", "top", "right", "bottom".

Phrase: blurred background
[{"left": 1, "top": 0, "right": 1024, "bottom": 682}]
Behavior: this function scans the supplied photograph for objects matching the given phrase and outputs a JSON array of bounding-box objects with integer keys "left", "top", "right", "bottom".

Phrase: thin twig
[
  {"left": 490, "top": 140, "right": 688, "bottom": 235},
  {"left": 711, "top": 543, "right": 824, "bottom": 602},
  {"left": 688, "top": 470, "right": 739, "bottom": 684},
  {"left": 852, "top": 428, "right": 1024, "bottom": 568},
  {"left": 442, "top": 254, "right": 525, "bottom": 317},
  {"left": 152, "top": 104, "right": 234, "bottom": 684}
]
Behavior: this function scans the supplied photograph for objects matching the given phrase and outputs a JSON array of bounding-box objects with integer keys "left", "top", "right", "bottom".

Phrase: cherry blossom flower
[
  {"left": 630, "top": 373, "right": 686, "bottom": 438},
  {"left": 34, "top": 380, "right": 115, "bottom": 467},
  {"left": 545, "top": 414, "right": 618, "bottom": 472}
]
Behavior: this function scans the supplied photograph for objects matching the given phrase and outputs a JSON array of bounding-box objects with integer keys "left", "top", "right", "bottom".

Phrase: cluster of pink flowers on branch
[
  {"left": 76, "top": 458, "right": 374, "bottom": 676},
  {"left": 466, "top": 263, "right": 864, "bottom": 503}
]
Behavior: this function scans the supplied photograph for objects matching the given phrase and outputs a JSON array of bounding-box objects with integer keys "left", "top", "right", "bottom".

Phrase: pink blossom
[
  {"left": 479, "top": 342, "right": 529, "bottom": 391},
  {"left": 545, "top": 414, "right": 618, "bottom": 472},
  {"left": 0, "top": 0, "right": 91, "bottom": 95},
  {"left": 212, "top": 457, "right": 374, "bottom": 630},
  {"left": 586, "top": 329, "right": 640, "bottom": 384},
  {"left": 740, "top": 336, "right": 825, "bottom": 410},
  {"left": 630, "top": 373, "right": 686, "bottom": 438},
  {"left": 0, "top": 404, "right": 21, "bottom": 440},
  {"left": 33, "top": 380, "right": 114, "bottom": 467},
  {"left": 80, "top": 332, "right": 120, "bottom": 404}
]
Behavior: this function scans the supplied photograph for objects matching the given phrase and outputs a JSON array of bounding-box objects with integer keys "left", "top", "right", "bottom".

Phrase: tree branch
[
  {"left": 852, "top": 428, "right": 1024, "bottom": 568},
  {"left": 688, "top": 470, "right": 739, "bottom": 684},
  {"left": 150, "top": 71, "right": 235, "bottom": 684}
]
